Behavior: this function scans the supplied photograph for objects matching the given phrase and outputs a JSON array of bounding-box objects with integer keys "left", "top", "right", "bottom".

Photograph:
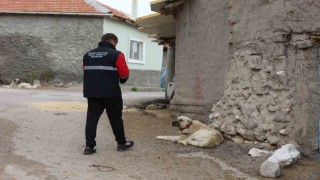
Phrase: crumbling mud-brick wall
[
  {"left": 0, "top": 15, "right": 102, "bottom": 84},
  {"left": 171, "top": 0, "right": 230, "bottom": 121},
  {"left": 209, "top": 0, "right": 320, "bottom": 155}
]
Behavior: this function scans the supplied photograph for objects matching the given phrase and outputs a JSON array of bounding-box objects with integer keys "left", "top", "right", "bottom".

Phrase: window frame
[{"left": 128, "top": 37, "right": 145, "bottom": 64}]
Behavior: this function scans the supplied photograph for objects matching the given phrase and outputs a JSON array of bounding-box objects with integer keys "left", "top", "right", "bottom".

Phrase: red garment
[{"left": 115, "top": 53, "right": 129, "bottom": 78}]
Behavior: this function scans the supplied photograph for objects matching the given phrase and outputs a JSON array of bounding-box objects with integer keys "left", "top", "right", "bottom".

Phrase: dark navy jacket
[{"left": 83, "top": 42, "right": 124, "bottom": 98}]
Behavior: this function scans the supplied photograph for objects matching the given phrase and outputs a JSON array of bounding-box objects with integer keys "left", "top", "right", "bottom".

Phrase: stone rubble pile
[
  {"left": 208, "top": 0, "right": 320, "bottom": 152},
  {"left": 260, "top": 144, "right": 300, "bottom": 177}
]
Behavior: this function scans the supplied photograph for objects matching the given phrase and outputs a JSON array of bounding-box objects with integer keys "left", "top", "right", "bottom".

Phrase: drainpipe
[
  {"left": 165, "top": 43, "right": 175, "bottom": 99},
  {"left": 318, "top": 48, "right": 320, "bottom": 158},
  {"left": 166, "top": 44, "right": 175, "bottom": 84},
  {"left": 318, "top": 117, "right": 320, "bottom": 158}
]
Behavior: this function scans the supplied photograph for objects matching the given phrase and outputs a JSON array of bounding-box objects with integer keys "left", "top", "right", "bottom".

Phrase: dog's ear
[
  {"left": 178, "top": 116, "right": 192, "bottom": 121},
  {"left": 181, "top": 116, "right": 192, "bottom": 122},
  {"left": 177, "top": 116, "right": 184, "bottom": 122}
]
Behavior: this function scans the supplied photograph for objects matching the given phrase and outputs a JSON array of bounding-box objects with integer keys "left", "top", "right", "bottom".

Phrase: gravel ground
[{"left": 0, "top": 87, "right": 319, "bottom": 180}]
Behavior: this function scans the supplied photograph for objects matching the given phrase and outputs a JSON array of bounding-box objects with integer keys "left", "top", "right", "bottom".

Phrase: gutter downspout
[
  {"left": 318, "top": 48, "right": 320, "bottom": 158},
  {"left": 165, "top": 43, "right": 175, "bottom": 100},
  {"left": 318, "top": 117, "right": 320, "bottom": 158}
]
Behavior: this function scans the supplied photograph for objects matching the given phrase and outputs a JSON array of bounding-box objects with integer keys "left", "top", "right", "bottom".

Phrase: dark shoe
[
  {"left": 117, "top": 141, "right": 134, "bottom": 151},
  {"left": 83, "top": 146, "right": 96, "bottom": 155}
]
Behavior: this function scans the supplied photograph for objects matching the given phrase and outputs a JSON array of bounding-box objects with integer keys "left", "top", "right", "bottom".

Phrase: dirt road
[{"left": 0, "top": 87, "right": 319, "bottom": 180}]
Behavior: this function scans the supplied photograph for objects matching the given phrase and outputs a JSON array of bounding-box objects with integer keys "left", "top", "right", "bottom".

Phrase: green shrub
[
  {"left": 40, "top": 70, "right": 56, "bottom": 83},
  {"left": 29, "top": 70, "right": 39, "bottom": 83},
  {"left": 131, "top": 86, "right": 138, "bottom": 92}
]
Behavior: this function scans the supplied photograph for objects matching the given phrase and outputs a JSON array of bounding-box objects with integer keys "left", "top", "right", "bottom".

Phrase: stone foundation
[
  {"left": 125, "top": 69, "right": 161, "bottom": 87},
  {"left": 209, "top": 0, "right": 320, "bottom": 155}
]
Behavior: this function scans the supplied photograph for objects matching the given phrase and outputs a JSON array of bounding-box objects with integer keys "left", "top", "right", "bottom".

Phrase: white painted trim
[{"left": 128, "top": 37, "right": 146, "bottom": 64}]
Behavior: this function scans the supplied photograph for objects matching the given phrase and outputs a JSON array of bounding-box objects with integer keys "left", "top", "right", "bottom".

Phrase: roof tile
[
  {"left": 0, "top": 0, "right": 132, "bottom": 21},
  {"left": 0, "top": 0, "right": 103, "bottom": 13},
  {"left": 0, "top": 0, "right": 134, "bottom": 22}
]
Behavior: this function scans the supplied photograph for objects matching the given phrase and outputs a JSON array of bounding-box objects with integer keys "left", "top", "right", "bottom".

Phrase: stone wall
[
  {"left": 171, "top": 0, "right": 230, "bottom": 121},
  {"left": 209, "top": 0, "right": 320, "bottom": 155},
  {"left": 0, "top": 15, "right": 102, "bottom": 84},
  {"left": 125, "top": 69, "right": 161, "bottom": 87}
]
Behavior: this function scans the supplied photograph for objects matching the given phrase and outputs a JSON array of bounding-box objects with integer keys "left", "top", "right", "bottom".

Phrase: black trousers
[{"left": 85, "top": 97, "right": 126, "bottom": 147}]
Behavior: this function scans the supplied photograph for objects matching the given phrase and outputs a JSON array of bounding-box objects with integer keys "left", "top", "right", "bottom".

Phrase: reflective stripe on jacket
[{"left": 83, "top": 42, "right": 124, "bottom": 98}]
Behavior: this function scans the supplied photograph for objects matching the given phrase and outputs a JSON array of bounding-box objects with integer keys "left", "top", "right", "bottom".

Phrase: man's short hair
[{"left": 101, "top": 33, "right": 118, "bottom": 43}]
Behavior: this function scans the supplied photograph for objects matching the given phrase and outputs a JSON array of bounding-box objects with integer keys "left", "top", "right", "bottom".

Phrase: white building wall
[{"left": 103, "top": 18, "right": 163, "bottom": 71}]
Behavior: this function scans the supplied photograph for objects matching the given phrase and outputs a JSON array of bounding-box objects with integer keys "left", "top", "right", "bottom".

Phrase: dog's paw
[
  {"left": 156, "top": 136, "right": 164, "bottom": 140},
  {"left": 177, "top": 140, "right": 187, "bottom": 145}
]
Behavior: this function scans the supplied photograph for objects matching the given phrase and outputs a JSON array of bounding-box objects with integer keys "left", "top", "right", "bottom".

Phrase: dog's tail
[{"left": 156, "top": 136, "right": 180, "bottom": 142}]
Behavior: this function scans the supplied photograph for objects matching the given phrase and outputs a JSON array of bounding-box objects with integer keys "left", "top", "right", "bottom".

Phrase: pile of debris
[{"left": 248, "top": 144, "right": 301, "bottom": 178}]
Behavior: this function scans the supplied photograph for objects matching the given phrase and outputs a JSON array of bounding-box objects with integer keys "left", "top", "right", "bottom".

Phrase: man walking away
[{"left": 83, "top": 33, "right": 134, "bottom": 155}]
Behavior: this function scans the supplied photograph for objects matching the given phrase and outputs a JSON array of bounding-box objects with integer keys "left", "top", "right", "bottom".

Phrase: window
[{"left": 128, "top": 38, "right": 145, "bottom": 64}]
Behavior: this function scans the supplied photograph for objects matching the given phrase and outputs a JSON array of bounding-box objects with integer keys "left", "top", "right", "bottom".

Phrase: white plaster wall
[{"left": 103, "top": 18, "right": 163, "bottom": 71}]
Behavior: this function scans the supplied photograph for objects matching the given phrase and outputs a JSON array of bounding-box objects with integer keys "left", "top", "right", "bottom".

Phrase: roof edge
[
  {"left": 0, "top": 11, "right": 113, "bottom": 17},
  {"left": 85, "top": 0, "right": 110, "bottom": 13},
  {"left": 105, "top": 15, "right": 137, "bottom": 27}
]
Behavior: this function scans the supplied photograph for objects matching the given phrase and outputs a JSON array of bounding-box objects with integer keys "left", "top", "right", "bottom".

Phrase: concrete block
[
  {"left": 267, "top": 144, "right": 300, "bottom": 167},
  {"left": 260, "top": 160, "right": 281, "bottom": 178}
]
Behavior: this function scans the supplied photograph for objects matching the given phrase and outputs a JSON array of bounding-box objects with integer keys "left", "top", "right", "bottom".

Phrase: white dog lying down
[
  {"left": 156, "top": 116, "right": 224, "bottom": 148},
  {"left": 3, "top": 78, "right": 38, "bottom": 89}
]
